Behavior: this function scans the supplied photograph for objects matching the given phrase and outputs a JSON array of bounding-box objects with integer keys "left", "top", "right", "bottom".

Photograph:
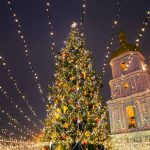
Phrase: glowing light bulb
[
  {"left": 141, "top": 28, "right": 145, "bottom": 32},
  {"left": 83, "top": 4, "right": 86, "bottom": 8},
  {"left": 15, "top": 19, "right": 18, "bottom": 22},
  {"left": 114, "top": 21, "right": 118, "bottom": 24},
  {"left": 46, "top": 2, "right": 50, "bottom": 6}
]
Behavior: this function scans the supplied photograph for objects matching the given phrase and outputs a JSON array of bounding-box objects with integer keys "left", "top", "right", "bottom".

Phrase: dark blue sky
[{"left": 0, "top": 0, "right": 149, "bottom": 139}]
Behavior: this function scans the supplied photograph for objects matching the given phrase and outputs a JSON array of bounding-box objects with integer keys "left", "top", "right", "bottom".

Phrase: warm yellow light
[
  {"left": 142, "top": 62, "right": 147, "bottom": 71},
  {"left": 120, "top": 62, "right": 127, "bottom": 71},
  {"left": 126, "top": 106, "right": 136, "bottom": 128},
  {"left": 123, "top": 82, "right": 129, "bottom": 89}
]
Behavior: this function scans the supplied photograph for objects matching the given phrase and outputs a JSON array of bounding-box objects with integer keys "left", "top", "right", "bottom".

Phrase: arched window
[
  {"left": 120, "top": 62, "right": 127, "bottom": 71},
  {"left": 126, "top": 106, "right": 136, "bottom": 128},
  {"left": 123, "top": 82, "right": 129, "bottom": 89}
]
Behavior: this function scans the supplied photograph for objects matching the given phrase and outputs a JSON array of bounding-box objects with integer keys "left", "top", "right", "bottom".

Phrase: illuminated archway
[
  {"left": 120, "top": 62, "right": 127, "bottom": 71},
  {"left": 126, "top": 106, "right": 136, "bottom": 128}
]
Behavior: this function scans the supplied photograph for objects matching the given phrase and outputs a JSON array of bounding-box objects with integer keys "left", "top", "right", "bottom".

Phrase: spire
[{"left": 118, "top": 31, "right": 127, "bottom": 47}]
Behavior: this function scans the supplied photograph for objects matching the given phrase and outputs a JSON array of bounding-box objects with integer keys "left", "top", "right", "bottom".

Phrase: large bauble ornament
[
  {"left": 82, "top": 140, "right": 87, "bottom": 145},
  {"left": 73, "top": 117, "right": 78, "bottom": 124}
]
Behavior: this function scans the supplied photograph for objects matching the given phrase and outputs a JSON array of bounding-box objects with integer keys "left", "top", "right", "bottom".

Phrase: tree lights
[
  {"left": 42, "top": 23, "right": 112, "bottom": 149},
  {"left": 0, "top": 1, "right": 149, "bottom": 150}
]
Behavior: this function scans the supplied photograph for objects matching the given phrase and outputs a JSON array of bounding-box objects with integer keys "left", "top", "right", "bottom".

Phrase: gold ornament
[
  {"left": 68, "top": 99, "right": 72, "bottom": 104},
  {"left": 55, "top": 113, "right": 60, "bottom": 119},
  {"left": 93, "top": 127, "right": 97, "bottom": 132},
  {"left": 90, "top": 140, "right": 94, "bottom": 144},
  {"left": 54, "top": 100, "right": 58, "bottom": 104},
  {"left": 83, "top": 71, "right": 86, "bottom": 78},
  {"left": 62, "top": 95, "right": 65, "bottom": 101},
  {"left": 56, "top": 145, "right": 61, "bottom": 150},
  {"left": 69, "top": 76, "right": 75, "bottom": 81},
  {"left": 63, "top": 83, "right": 67, "bottom": 88},
  {"left": 51, "top": 132, "right": 56, "bottom": 139},
  {"left": 63, "top": 106, "right": 68, "bottom": 113},
  {"left": 63, "top": 122, "right": 69, "bottom": 128},
  {"left": 62, "top": 53, "right": 66, "bottom": 59},
  {"left": 56, "top": 108, "right": 61, "bottom": 113},
  {"left": 84, "top": 131, "right": 90, "bottom": 137}
]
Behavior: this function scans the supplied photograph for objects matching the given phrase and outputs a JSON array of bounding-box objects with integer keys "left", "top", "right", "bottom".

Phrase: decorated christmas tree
[{"left": 42, "top": 22, "right": 112, "bottom": 150}]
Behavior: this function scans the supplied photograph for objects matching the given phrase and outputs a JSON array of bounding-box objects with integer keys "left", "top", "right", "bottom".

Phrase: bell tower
[{"left": 107, "top": 32, "right": 150, "bottom": 150}]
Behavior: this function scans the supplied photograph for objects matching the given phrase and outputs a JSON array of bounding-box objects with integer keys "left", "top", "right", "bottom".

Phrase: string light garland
[
  {"left": 0, "top": 85, "right": 40, "bottom": 130},
  {"left": 135, "top": 10, "right": 150, "bottom": 47},
  {"left": 0, "top": 137, "right": 39, "bottom": 150},
  {"left": 80, "top": 0, "right": 87, "bottom": 37},
  {"left": 45, "top": 0, "right": 56, "bottom": 56},
  {"left": 0, "top": 107, "right": 36, "bottom": 136},
  {"left": 0, "top": 116, "right": 31, "bottom": 138},
  {"left": 44, "top": 0, "right": 87, "bottom": 55},
  {"left": 102, "top": 0, "right": 122, "bottom": 76},
  {"left": 0, "top": 136, "right": 26, "bottom": 143},
  {"left": 0, "top": 56, "right": 43, "bottom": 126},
  {"left": 0, "top": 128, "right": 16, "bottom": 140},
  {"left": 116, "top": 9, "right": 150, "bottom": 85},
  {"left": 6, "top": 0, "right": 46, "bottom": 104},
  {"left": 135, "top": 10, "right": 150, "bottom": 64}
]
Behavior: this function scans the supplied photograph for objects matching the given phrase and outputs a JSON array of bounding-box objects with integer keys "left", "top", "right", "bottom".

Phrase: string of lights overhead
[
  {"left": 45, "top": 0, "right": 56, "bottom": 56},
  {"left": 122, "top": 10, "right": 150, "bottom": 77},
  {"left": 6, "top": 0, "right": 46, "bottom": 104},
  {"left": 0, "top": 136, "right": 26, "bottom": 143},
  {"left": 135, "top": 10, "right": 150, "bottom": 64},
  {"left": 80, "top": 0, "right": 87, "bottom": 37},
  {"left": 0, "top": 85, "right": 40, "bottom": 130},
  {"left": 0, "top": 107, "right": 36, "bottom": 136},
  {"left": 135, "top": 11, "right": 150, "bottom": 47},
  {"left": 0, "top": 138, "right": 39, "bottom": 150},
  {"left": 0, "top": 129, "right": 15, "bottom": 139},
  {"left": 0, "top": 56, "right": 43, "bottom": 126},
  {"left": 0, "top": 116, "right": 31, "bottom": 138},
  {"left": 102, "top": 0, "right": 122, "bottom": 76}
]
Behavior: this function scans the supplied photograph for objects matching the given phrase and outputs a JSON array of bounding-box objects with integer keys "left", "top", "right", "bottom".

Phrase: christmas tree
[{"left": 42, "top": 22, "right": 112, "bottom": 150}]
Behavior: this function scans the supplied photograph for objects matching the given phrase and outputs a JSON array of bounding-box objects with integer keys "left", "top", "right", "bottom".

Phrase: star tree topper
[{"left": 71, "top": 22, "right": 78, "bottom": 28}]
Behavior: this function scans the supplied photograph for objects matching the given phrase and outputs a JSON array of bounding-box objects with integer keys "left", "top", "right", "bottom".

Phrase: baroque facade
[{"left": 107, "top": 32, "right": 150, "bottom": 150}]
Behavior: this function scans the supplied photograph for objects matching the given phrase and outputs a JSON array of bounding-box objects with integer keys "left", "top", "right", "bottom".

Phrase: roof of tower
[{"left": 111, "top": 31, "right": 140, "bottom": 60}]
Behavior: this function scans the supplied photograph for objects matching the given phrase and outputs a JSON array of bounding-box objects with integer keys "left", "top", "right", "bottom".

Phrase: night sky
[{"left": 0, "top": 0, "right": 149, "bottom": 139}]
